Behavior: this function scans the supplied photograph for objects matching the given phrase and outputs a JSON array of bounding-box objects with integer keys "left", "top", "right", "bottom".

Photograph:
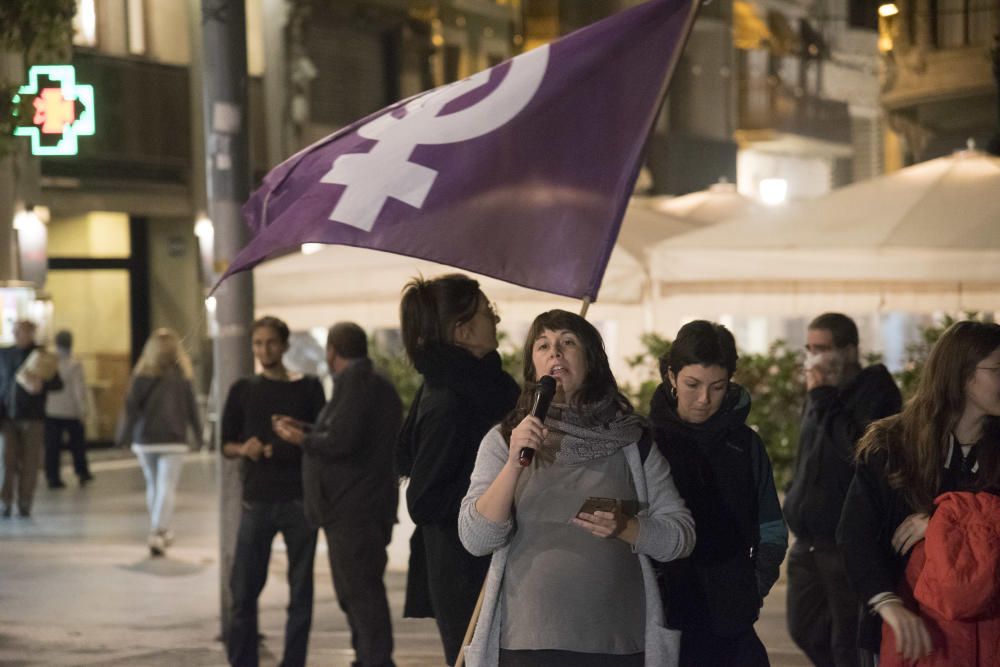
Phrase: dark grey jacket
[
  {"left": 301, "top": 358, "right": 402, "bottom": 529},
  {"left": 784, "top": 364, "right": 902, "bottom": 545},
  {"left": 116, "top": 370, "right": 202, "bottom": 448}
]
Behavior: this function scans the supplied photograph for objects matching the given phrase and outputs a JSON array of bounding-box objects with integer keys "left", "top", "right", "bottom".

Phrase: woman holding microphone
[{"left": 459, "top": 309, "right": 694, "bottom": 667}]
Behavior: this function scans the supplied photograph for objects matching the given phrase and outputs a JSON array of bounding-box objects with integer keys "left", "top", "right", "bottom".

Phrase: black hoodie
[{"left": 650, "top": 382, "right": 788, "bottom": 637}]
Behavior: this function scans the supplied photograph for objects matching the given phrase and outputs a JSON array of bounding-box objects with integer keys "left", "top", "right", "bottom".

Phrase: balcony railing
[{"left": 736, "top": 49, "right": 851, "bottom": 146}]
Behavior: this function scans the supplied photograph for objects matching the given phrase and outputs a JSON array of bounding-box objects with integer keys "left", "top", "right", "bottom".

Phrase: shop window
[{"left": 48, "top": 212, "right": 130, "bottom": 259}]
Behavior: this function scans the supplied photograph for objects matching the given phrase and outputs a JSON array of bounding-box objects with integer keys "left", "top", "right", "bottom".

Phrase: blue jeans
[
  {"left": 227, "top": 499, "right": 318, "bottom": 667},
  {"left": 131, "top": 445, "right": 185, "bottom": 533}
]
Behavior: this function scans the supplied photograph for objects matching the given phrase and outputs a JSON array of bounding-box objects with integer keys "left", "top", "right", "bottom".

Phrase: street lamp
[
  {"left": 878, "top": 4, "right": 898, "bottom": 52},
  {"left": 878, "top": 4, "right": 899, "bottom": 18},
  {"left": 758, "top": 178, "right": 788, "bottom": 206}
]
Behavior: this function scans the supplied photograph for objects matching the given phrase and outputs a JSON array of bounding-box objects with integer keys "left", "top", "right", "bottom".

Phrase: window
[
  {"left": 968, "top": 0, "right": 998, "bottom": 46},
  {"left": 443, "top": 44, "right": 462, "bottom": 83},
  {"left": 126, "top": 0, "right": 146, "bottom": 55},
  {"left": 848, "top": 0, "right": 878, "bottom": 30},
  {"left": 936, "top": 0, "right": 965, "bottom": 47},
  {"left": 72, "top": 0, "right": 98, "bottom": 47}
]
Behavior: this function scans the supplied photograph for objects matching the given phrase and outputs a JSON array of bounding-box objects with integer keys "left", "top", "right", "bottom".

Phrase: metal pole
[
  {"left": 989, "top": 35, "right": 1000, "bottom": 157},
  {"left": 199, "top": 0, "right": 254, "bottom": 640},
  {"left": 0, "top": 51, "right": 25, "bottom": 281}
]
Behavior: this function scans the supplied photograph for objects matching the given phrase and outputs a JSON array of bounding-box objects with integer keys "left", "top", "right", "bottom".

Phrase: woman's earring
[{"left": 670, "top": 385, "right": 677, "bottom": 399}]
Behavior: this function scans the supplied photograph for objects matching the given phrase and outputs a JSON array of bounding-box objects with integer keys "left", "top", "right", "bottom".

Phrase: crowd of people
[{"left": 0, "top": 272, "right": 997, "bottom": 667}]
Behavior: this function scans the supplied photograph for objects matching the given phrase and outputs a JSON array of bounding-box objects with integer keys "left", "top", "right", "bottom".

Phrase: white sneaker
[
  {"left": 160, "top": 529, "right": 175, "bottom": 547},
  {"left": 148, "top": 532, "right": 166, "bottom": 557}
]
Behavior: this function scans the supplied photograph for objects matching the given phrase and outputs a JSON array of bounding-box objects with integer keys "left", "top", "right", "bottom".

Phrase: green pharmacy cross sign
[{"left": 13, "top": 65, "right": 96, "bottom": 156}]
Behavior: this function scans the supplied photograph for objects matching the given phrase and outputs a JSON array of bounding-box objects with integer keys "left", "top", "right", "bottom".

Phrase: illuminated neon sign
[{"left": 13, "top": 65, "right": 95, "bottom": 156}]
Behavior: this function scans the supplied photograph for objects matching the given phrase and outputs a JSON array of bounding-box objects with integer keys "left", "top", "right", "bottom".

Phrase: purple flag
[{"left": 224, "top": 0, "right": 698, "bottom": 300}]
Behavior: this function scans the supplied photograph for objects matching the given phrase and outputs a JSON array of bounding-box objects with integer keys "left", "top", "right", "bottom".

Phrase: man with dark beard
[{"left": 222, "top": 316, "right": 326, "bottom": 667}]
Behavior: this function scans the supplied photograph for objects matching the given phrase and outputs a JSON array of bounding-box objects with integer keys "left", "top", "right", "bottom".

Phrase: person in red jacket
[
  {"left": 882, "top": 491, "right": 1000, "bottom": 667},
  {"left": 837, "top": 320, "right": 1000, "bottom": 664}
]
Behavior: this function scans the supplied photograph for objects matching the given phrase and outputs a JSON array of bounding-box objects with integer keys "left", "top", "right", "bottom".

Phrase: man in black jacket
[
  {"left": 783, "top": 313, "right": 902, "bottom": 667},
  {"left": 0, "top": 320, "right": 63, "bottom": 518},
  {"left": 275, "top": 322, "right": 402, "bottom": 667}
]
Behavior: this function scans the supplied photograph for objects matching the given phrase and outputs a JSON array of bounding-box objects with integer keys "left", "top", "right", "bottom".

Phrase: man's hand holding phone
[{"left": 272, "top": 415, "right": 313, "bottom": 445}]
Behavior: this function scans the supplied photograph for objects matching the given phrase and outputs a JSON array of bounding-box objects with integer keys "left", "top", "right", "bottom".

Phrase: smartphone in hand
[
  {"left": 272, "top": 415, "right": 315, "bottom": 433},
  {"left": 577, "top": 496, "right": 619, "bottom": 516}
]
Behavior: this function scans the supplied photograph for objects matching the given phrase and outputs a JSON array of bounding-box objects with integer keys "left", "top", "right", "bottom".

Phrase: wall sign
[{"left": 13, "top": 65, "right": 96, "bottom": 156}]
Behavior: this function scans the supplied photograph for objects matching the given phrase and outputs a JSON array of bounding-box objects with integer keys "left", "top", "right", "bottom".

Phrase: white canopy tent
[{"left": 646, "top": 148, "right": 1000, "bottom": 318}]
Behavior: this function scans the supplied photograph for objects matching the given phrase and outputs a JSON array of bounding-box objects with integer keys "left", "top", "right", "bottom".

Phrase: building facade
[
  {"left": 11, "top": 0, "right": 519, "bottom": 443},
  {"left": 878, "top": 0, "right": 1000, "bottom": 163}
]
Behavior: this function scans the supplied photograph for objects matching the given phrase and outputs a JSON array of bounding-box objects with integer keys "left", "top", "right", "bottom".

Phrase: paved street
[{"left": 0, "top": 451, "right": 809, "bottom": 666}]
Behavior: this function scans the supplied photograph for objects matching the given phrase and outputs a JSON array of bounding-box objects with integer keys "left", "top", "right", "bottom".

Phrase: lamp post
[
  {"left": 989, "top": 35, "right": 1000, "bottom": 157},
  {"left": 199, "top": 0, "right": 254, "bottom": 640}
]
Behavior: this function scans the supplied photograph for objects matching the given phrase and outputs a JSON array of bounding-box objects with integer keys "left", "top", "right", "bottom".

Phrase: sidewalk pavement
[{"left": 0, "top": 450, "right": 809, "bottom": 666}]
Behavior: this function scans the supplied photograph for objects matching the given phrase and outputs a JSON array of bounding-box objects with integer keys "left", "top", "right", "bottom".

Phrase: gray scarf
[{"left": 535, "top": 399, "right": 645, "bottom": 466}]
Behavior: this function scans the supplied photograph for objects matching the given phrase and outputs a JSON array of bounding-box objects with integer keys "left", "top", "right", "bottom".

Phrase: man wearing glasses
[{"left": 783, "top": 313, "right": 902, "bottom": 667}]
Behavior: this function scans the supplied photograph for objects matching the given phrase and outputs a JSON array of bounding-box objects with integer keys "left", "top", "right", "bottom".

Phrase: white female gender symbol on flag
[{"left": 321, "top": 45, "right": 551, "bottom": 232}]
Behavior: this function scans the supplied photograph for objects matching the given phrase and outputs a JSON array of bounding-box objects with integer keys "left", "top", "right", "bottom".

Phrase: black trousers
[
  {"left": 44, "top": 417, "right": 90, "bottom": 485},
  {"left": 679, "top": 625, "right": 770, "bottom": 666},
  {"left": 499, "top": 650, "right": 643, "bottom": 666},
  {"left": 324, "top": 520, "right": 395, "bottom": 667},
  {"left": 786, "top": 540, "right": 861, "bottom": 667},
  {"left": 227, "top": 499, "right": 318, "bottom": 667},
  {"left": 423, "top": 522, "right": 490, "bottom": 666}
]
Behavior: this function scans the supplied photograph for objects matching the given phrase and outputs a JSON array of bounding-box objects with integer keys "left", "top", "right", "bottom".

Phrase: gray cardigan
[{"left": 458, "top": 427, "right": 696, "bottom": 666}]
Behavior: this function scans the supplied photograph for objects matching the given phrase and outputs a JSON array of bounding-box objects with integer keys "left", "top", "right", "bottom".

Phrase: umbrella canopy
[
  {"left": 649, "top": 148, "right": 1000, "bottom": 285},
  {"left": 255, "top": 194, "right": 713, "bottom": 308}
]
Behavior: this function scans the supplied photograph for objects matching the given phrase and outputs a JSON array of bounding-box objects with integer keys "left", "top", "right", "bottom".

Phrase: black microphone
[{"left": 519, "top": 375, "right": 557, "bottom": 466}]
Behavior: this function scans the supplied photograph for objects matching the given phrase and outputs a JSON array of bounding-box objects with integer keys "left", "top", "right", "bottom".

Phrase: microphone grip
[
  {"left": 518, "top": 446, "right": 534, "bottom": 466},
  {"left": 519, "top": 387, "right": 553, "bottom": 467}
]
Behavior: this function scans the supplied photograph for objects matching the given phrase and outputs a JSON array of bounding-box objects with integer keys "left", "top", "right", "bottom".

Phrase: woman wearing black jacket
[
  {"left": 396, "top": 274, "right": 520, "bottom": 666},
  {"left": 650, "top": 320, "right": 788, "bottom": 666},
  {"left": 837, "top": 320, "right": 1000, "bottom": 664}
]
